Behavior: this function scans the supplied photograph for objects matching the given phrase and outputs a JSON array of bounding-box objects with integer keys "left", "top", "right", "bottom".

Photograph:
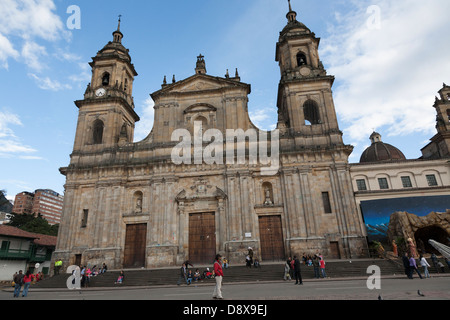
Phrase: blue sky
[{"left": 1, "top": 0, "right": 449, "bottom": 201}]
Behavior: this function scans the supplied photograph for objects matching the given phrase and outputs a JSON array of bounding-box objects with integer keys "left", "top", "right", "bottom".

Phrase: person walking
[
  {"left": 431, "top": 253, "right": 439, "bottom": 274},
  {"left": 409, "top": 255, "right": 423, "bottom": 279},
  {"left": 212, "top": 254, "right": 224, "bottom": 299},
  {"left": 402, "top": 252, "right": 412, "bottom": 279},
  {"left": 419, "top": 255, "right": 431, "bottom": 278},
  {"left": 22, "top": 270, "right": 33, "bottom": 297},
  {"left": 293, "top": 256, "right": 303, "bottom": 285},
  {"left": 319, "top": 257, "right": 327, "bottom": 278},
  {"left": 13, "top": 270, "right": 24, "bottom": 298}
]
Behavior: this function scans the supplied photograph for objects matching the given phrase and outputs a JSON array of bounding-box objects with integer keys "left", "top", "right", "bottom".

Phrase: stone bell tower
[
  {"left": 71, "top": 17, "right": 140, "bottom": 156},
  {"left": 276, "top": 1, "right": 347, "bottom": 152},
  {"left": 275, "top": 1, "right": 367, "bottom": 259},
  {"left": 421, "top": 83, "right": 450, "bottom": 159}
]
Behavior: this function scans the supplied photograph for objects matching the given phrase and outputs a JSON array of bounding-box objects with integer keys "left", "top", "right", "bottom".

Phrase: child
[{"left": 115, "top": 270, "right": 125, "bottom": 284}]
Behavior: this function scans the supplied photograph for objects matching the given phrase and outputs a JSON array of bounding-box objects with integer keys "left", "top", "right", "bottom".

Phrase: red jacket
[{"left": 214, "top": 260, "right": 223, "bottom": 277}]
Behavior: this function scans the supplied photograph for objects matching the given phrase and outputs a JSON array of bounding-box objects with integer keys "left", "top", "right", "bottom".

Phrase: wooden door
[
  {"left": 329, "top": 241, "right": 341, "bottom": 259},
  {"left": 189, "top": 213, "right": 216, "bottom": 264},
  {"left": 259, "top": 215, "right": 285, "bottom": 261},
  {"left": 123, "top": 223, "right": 147, "bottom": 268}
]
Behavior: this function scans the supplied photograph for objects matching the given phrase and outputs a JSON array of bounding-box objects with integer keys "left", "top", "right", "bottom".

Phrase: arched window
[
  {"left": 296, "top": 52, "right": 307, "bottom": 67},
  {"left": 447, "top": 109, "right": 450, "bottom": 122},
  {"left": 102, "top": 73, "right": 110, "bottom": 86},
  {"left": 93, "top": 120, "right": 104, "bottom": 144},
  {"left": 303, "top": 100, "right": 320, "bottom": 125}
]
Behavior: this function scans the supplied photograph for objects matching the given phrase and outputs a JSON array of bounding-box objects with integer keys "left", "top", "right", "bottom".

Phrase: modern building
[
  {"left": 11, "top": 189, "right": 63, "bottom": 225},
  {"left": 54, "top": 3, "right": 369, "bottom": 271},
  {"left": 32, "top": 189, "right": 64, "bottom": 225},
  {"left": 11, "top": 192, "right": 34, "bottom": 215}
]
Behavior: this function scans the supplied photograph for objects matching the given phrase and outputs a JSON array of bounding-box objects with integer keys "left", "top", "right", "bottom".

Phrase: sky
[{"left": 1, "top": 0, "right": 449, "bottom": 202}]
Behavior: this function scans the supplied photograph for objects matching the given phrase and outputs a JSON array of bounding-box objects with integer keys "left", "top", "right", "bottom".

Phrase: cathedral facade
[{"left": 54, "top": 5, "right": 368, "bottom": 269}]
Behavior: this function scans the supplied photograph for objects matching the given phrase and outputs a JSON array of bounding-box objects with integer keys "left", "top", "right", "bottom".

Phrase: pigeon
[
  {"left": 418, "top": 290, "right": 425, "bottom": 297},
  {"left": 378, "top": 294, "right": 383, "bottom": 300}
]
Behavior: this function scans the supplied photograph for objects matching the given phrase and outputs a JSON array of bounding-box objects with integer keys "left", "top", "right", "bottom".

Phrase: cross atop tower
[
  {"left": 113, "top": 15, "right": 123, "bottom": 43},
  {"left": 195, "top": 54, "right": 207, "bottom": 74},
  {"left": 286, "top": 0, "right": 297, "bottom": 23}
]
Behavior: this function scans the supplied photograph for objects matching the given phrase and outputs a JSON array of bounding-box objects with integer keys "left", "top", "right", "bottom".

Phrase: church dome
[{"left": 360, "top": 132, "right": 407, "bottom": 163}]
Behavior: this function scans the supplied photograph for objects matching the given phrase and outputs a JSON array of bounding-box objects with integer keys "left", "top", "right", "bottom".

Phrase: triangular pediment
[{"left": 151, "top": 74, "right": 250, "bottom": 98}]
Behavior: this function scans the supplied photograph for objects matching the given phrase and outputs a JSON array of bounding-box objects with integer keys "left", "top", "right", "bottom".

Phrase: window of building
[
  {"left": 356, "top": 179, "right": 367, "bottom": 191},
  {"left": 303, "top": 100, "right": 321, "bottom": 125},
  {"left": 297, "top": 52, "right": 307, "bottom": 67},
  {"left": 1, "top": 241, "right": 10, "bottom": 251},
  {"left": 102, "top": 72, "right": 110, "bottom": 86},
  {"left": 401, "top": 176, "right": 412, "bottom": 188},
  {"left": 322, "top": 192, "right": 332, "bottom": 214},
  {"left": 426, "top": 174, "right": 438, "bottom": 186},
  {"left": 378, "top": 178, "right": 389, "bottom": 190},
  {"left": 93, "top": 120, "right": 104, "bottom": 144},
  {"left": 81, "top": 209, "right": 88, "bottom": 228}
]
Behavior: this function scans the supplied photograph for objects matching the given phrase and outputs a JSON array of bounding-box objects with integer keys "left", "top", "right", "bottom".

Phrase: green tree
[{"left": 8, "top": 213, "right": 59, "bottom": 236}]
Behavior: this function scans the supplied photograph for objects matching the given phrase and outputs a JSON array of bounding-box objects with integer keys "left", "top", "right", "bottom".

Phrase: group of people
[
  {"left": 284, "top": 253, "right": 327, "bottom": 283},
  {"left": 176, "top": 255, "right": 225, "bottom": 299},
  {"left": 12, "top": 270, "right": 44, "bottom": 298},
  {"left": 177, "top": 260, "right": 216, "bottom": 286},
  {"left": 245, "top": 247, "right": 261, "bottom": 268},
  {"left": 402, "top": 252, "right": 449, "bottom": 279},
  {"left": 74, "top": 263, "right": 108, "bottom": 287}
]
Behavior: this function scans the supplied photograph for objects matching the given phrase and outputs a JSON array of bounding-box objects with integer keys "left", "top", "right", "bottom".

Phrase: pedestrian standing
[
  {"left": 312, "top": 254, "right": 320, "bottom": 279},
  {"left": 402, "top": 252, "right": 412, "bottom": 279},
  {"left": 419, "top": 255, "right": 431, "bottom": 278},
  {"left": 22, "top": 270, "right": 33, "bottom": 297},
  {"left": 409, "top": 255, "right": 423, "bottom": 279},
  {"left": 319, "top": 257, "right": 327, "bottom": 278},
  {"left": 212, "top": 254, "right": 224, "bottom": 299},
  {"left": 293, "top": 256, "right": 303, "bottom": 285},
  {"left": 284, "top": 259, "right": 292, "bottom": 281},
  {"left": 54, "top": 259, "right": 62, "bottom": 275},
  {"left": 13, "top": 270, "right": 24, "bottom": 298},
  {"left": 177, "top": 263, "right": 188, "bottom": 285}
]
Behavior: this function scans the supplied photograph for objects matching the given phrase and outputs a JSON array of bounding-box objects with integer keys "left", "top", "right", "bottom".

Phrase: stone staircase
[{"left": 33, "top": 258, "right": 409, "bottom": 289}]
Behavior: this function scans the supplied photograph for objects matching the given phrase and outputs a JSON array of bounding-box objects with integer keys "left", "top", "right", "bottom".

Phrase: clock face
[{"left": 96, "top": 88, "right": 106, "bottom": 97}]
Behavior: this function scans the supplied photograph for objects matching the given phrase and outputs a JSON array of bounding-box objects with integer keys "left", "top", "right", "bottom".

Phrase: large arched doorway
[{"left": 414, "top": 225, "right": 449, "bottom": 254}]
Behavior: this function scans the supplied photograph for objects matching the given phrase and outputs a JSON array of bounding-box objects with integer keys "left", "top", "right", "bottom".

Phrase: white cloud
[
  {"left": 28, "top": 73, "right": 72, "bottom": 91},
  {"left": 0, "top": 0, "right": 69, "bottom": 41},
  {"left": 0, "top": 109, "right": 38, "bottom": 157},
  {"left": 21, "top": 41, "right": 48, "bottom": 71},
  {"left": 0, "top": 0, "right": 70, "bottom": 71},
  {"left": 321, "top": 0, "right": 450, "bottom": 143},
  {"left": 134, "top": 97, "right": 155, "bottom": 141},
  {"left": 0, "top": 33, "right": 19, "bottom": 69},
  {"left": 249, "top": 107, "right": 278, "bottom": 131}
]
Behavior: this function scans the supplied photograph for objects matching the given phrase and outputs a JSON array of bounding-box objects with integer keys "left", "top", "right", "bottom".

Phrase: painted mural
[{"left": 361, "top": 195, "right": 450, "bottom": 243}]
